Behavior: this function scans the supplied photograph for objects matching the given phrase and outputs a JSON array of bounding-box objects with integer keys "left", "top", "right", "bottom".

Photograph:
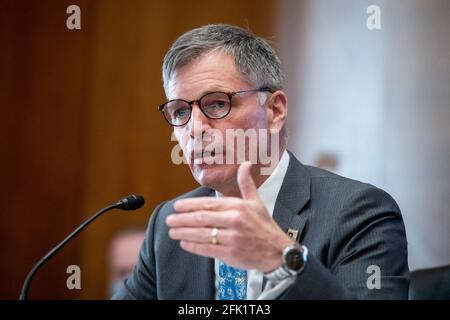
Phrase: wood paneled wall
[{"left": 0, "top": 0, "right": 277, "bottom": 299}]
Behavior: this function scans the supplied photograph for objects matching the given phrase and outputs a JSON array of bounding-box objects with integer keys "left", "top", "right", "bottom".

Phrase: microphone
[
  {"left": 117, "top": 194, "right": 145, "bottom": 211},
  {"left": 19, "top": 194, "right": 145, "bottom": 300}
]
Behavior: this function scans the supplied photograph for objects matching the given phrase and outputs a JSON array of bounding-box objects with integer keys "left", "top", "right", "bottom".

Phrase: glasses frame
[{"left": 158, "top": 87, "right": 274, "bottom": 127}]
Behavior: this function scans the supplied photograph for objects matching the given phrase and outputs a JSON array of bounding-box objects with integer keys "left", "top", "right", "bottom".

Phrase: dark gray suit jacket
[{"left": 113, "top": 151, "right": 409, "bottom": 299}]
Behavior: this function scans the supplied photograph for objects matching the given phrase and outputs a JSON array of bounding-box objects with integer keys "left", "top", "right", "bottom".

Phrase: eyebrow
[{"left": 173, "top": 87, "right": 232, "bottom": 101}]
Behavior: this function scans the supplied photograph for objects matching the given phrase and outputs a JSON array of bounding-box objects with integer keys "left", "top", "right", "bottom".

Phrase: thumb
[{"left": 237, "top": 161, "right": 259, "bottom": 199}]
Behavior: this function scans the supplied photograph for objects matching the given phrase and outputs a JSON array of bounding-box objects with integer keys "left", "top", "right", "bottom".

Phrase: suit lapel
[
  {"left": 263, "top": 151, "right": 312, "bottom": 289},
  {"left": 272, "top": 151, "right": 311, "bottom": 234}
]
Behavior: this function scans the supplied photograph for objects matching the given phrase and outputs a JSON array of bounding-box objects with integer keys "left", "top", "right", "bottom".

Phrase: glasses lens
[
  {"left": 200, "top": 92, "right": 230, "bottom": 119},
  {"left": 163, "top": 100, "right": 191, "bottom": 126}
]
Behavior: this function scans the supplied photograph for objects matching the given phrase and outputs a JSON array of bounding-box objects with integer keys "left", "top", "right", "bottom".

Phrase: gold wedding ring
[{"left": 211, "top": 227, "right": 219, "bottom": 245}]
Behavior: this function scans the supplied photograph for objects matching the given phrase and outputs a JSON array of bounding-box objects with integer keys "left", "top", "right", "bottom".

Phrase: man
[
  {"left": 108, "top": 226, "right": 146, "bottom": 297},
  {"left": 113, "top": 24, "right": 409, "bottom": 299}
]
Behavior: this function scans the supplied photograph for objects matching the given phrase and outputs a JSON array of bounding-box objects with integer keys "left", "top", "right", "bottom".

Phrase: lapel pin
[{"left": 287, "top": 228, "right": 299, "bottom": 240}]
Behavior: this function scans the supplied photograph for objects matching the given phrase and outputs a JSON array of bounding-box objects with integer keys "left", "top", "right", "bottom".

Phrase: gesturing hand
[{"left": 166, "top": 162, "right": 294, "bottom": 272}]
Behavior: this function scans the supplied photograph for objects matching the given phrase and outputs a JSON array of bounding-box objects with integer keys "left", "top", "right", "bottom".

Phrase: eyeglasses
[{"left": 158, "top": 87, "right": 273, "bottom": 127}]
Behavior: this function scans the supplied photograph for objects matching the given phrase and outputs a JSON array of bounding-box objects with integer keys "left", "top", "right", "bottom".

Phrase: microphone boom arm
[{"left": 20, "top": 202, "right": 121, "bottom": 300}]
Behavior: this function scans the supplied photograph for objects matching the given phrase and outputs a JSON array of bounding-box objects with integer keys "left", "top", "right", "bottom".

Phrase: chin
[{"left": 190, "top": 163, "right": 238, "bottom": 191}]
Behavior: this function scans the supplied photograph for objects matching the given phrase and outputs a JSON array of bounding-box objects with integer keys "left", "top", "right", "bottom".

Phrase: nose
[{"left": 187, "top": 103, "right": 212, "bottom": 138}]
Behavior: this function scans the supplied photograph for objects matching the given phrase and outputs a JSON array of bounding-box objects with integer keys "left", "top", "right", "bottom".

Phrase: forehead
[{"left": 167, "top": 51, "right": 251, "bottom": 100}]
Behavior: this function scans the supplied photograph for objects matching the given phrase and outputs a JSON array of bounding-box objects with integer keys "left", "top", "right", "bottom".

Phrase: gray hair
[{"left": 162, "top": 24, "right": 284, "bottom": 96}]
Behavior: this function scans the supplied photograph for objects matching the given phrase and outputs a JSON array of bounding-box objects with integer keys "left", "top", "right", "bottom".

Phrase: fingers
[
  {"left": 166, "top": 210, "right": 233, "bottom": 228},
  {"left": 169, "top": 227, "right": 234, "bottom": 246},
  {"left": 174, "top": 197, "right": 242, "bottom": 212},
  {"left": 169, "top": 227, "right": 212, "bottom": 243},
  {"left": 173, "top": 162, "right": 259, "bottom": 214},
  {"left": 168, "top": 162, "right": 264, "bottom": 266},
  {"left": 237, "top": 161, "right": 258, "bottom": 200}
]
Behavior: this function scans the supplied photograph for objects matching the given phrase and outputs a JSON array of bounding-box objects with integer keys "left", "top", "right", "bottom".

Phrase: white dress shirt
[{"left": 214, "top": 150, "right": 295, "bottom": 299}]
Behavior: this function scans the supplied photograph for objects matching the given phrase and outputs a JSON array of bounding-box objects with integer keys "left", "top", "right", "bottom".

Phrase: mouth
[{"left": 192, "top": 150, "right": 223, "bottom": 164}]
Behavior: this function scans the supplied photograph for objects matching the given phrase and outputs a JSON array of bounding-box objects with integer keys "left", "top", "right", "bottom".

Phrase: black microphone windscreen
[{"left": 117, "top": 195, "right": 145, "bottom": 211}]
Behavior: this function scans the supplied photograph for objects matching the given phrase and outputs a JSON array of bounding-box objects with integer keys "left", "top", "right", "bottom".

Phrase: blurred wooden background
[{"left": 0, "top": 0, "right": 276, "bottom": 299}]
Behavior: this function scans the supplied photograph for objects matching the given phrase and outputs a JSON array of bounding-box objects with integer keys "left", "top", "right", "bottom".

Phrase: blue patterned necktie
[{"left": 218, "top": 261, "right": 247, "bottom": 300}]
